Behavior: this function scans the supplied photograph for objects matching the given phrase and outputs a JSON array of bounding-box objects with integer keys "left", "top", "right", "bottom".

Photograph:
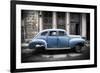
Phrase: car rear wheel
[{"left": 75, "top": 45, "right": 82, "bottom": 53}]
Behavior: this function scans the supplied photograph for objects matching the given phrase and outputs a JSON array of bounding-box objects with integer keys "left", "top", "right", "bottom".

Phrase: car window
[
  {"left": 49, "top": 31, "right": 57, "bottom": 36},
  {"left": 41, "top": 31, "right": 48, "bottom": 36},
  {"left": 58, "top": 31, "right": 66, "bottom": 36}
]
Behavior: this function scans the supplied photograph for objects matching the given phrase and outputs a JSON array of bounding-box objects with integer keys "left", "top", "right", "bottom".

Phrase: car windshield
[{"left": 41, "top": 31, "right": 48, "bottom": 36}]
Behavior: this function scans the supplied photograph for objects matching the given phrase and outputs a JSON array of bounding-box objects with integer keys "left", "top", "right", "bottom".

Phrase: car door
[
  {"left": 58, "top": 31, "right": 69, "bottom": 48},
  {"left": 47, "top": 31, "right": 58, "bottom": 48}
]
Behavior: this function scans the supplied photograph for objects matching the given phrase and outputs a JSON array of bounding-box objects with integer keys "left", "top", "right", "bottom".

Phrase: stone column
[
  {"left": 39, "top": 11, "right": 43, "bottom": 31},
  {"left": 53, "top": 12, "right": 57, "bottom": 29},
  {"left": 66, "top": 12, "right": 70, "bottom": 35},
  {"left": 82, "top": 13, "right": 86, "bottom": 37}
]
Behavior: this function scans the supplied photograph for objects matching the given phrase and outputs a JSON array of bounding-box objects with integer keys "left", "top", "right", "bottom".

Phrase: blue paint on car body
[{"left": 29, "top": 29, "right": 86, "bottom": 50}]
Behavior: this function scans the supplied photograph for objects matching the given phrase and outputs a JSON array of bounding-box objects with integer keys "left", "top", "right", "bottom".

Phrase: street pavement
[{"left": 21, "top": 45, "right": 90, "bottom": 63}]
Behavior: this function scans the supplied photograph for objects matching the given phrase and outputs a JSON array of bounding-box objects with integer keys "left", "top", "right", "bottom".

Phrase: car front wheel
[{"left": 35, "top": 44, "right": 45, "bottom": 54}]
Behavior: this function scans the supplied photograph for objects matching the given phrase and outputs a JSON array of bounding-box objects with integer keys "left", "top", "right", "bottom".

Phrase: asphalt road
[{"left": 21, "top": 46, "right": 90, "bottom": 63}]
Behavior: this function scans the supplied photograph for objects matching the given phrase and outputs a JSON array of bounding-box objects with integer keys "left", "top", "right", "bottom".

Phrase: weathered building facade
[{"left": 21, "top": 10, "right": 90, "bottom": 43}]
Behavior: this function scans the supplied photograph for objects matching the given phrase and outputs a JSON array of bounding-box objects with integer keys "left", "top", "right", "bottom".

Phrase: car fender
[
  {"left": 69, "top": 38, "right": 85, "bottom": 48},
  {"left": 29, "top": 39, "right": 47, "bottom": 49}
]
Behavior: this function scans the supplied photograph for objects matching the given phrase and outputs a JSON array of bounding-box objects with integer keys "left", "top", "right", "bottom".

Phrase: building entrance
[{"left": 70, "top": 22, "right": 80, "bottom": 35}]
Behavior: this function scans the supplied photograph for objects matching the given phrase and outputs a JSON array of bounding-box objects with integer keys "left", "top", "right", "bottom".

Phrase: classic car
[{"left": 29, "top": 29, "right": 86, "bottom": 53}]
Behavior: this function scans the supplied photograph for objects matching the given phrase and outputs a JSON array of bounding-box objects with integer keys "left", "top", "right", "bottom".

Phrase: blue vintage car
[{"left": 29, "top": 29, "right": 86, "bottom": 53}]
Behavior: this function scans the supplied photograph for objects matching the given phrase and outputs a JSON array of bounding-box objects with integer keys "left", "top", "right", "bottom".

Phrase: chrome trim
[
  {"left": 35, "top": 44, "right": 44, "bottom": 48},
  {"left": 46, "top": 47, "right": 71, "bottom": 50}
]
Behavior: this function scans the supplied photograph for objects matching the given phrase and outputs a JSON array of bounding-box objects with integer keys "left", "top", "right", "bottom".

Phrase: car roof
[
  {"left": 34, "top": 29, "right": 66, "bottom": 39},
  {"left": 40, "top": 29, "right": 66, "bottom": 33}
]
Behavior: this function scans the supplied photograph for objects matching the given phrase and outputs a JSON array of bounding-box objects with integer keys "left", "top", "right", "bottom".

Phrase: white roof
[
  {"left": 34, "top": 29, "right": 67, "bottom": 39},
  {"left": 41, "top": 29, "right": 66, "bottom": 32}
]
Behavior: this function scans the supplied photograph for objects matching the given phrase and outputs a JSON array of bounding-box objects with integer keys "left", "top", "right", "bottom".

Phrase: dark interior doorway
[
  {"left": 70, "top": 22, "right": 80, "bottom": 35},
  {"left": 70, "top": 13, "right": 81, "bottom": 35},
  {"left": 86, "top": 13, "right": 90, "bottom": 40},
  {"left": 42, "top": 11, "right": 53, "bottom": 29}
]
